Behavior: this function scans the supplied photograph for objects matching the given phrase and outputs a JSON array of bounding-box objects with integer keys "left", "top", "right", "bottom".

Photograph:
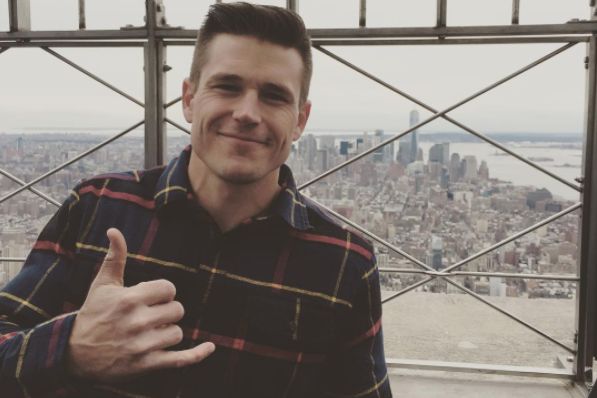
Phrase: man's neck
[{"left": 187, "top": 154, "right": 282, "bottom": 233}]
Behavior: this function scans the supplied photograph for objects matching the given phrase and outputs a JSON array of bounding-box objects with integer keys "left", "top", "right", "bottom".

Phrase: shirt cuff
[{"left": 16, "top": 312, "right": 80, "bottom": 397}]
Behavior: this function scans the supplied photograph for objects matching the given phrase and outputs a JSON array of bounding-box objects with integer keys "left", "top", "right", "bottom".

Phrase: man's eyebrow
[
  {"left": 206, "top": 73, "right": 243, "bottom": 84},
  {"left": 262, "top": 82, "right": 294, "bottom": 100}
]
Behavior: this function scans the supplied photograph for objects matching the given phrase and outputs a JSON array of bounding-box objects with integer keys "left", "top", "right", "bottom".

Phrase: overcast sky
[{"left": 0, "top": 0, "right": 592, "bottom": 135}]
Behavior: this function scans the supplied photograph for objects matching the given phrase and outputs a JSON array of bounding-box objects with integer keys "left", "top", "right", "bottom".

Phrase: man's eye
[
  {"left": 215, "top": 84, "right": 240, "bottom": 92},
  {"left": 262, "top": 91, "right": 288, "bottom": 103}
]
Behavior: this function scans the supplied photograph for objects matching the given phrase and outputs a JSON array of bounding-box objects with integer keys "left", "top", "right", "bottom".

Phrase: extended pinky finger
[{"left": 140, "top": 342, "right": 216, "bottom": 371}]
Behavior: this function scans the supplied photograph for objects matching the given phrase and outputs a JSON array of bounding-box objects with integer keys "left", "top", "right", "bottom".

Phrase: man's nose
[{"left": 232, "top": 91, "right": 262, "bottom": 125}]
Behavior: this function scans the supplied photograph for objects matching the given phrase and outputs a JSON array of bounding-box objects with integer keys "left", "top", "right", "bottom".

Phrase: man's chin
[{"left": 218, "top": 168, "right": 264, "bottom": 185}]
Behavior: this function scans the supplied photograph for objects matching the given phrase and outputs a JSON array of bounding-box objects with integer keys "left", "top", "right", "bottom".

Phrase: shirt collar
[
  {"left": 154, "top": 146, "right": 193, "bottom": 210},
  {"left": 154, "top": 146, "right": 312, "bottom": 231}
]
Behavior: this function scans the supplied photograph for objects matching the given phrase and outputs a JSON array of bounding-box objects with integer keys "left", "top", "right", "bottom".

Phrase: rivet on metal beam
[{"left": 512, "top": 0, "right": 520, "bottom": 25}]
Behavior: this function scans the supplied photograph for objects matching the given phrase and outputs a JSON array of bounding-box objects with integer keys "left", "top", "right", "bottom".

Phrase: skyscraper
[{"left": 409, "top": 110, "right": 419, "bottom": 163}]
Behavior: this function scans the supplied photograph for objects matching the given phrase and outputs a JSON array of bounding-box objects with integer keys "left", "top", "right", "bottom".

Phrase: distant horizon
[{"left": 0, "top": 129, "right": 584, "bottom": 143}]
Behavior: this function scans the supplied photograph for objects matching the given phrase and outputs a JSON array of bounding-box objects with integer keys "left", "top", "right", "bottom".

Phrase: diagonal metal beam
[
  {"left": 301, "top": 42, "right": 577, "bottom": 191},
  {"left": 165, "top": 118, "right": 191, "bottom": 135},
  {"left": 306, "top": 195, "right": 578, "bottom": 350},
  {"left": 442, "top": 202, "right": 581, "bottom": 274},
  {"left": 42, "top": 47, "right": 144, "bottom": 108},
  {"left": 0, "top": 167, "right": 60, "bottom": 207},
  {"left": 0, "top": 120, "right": 144, "bottom": 205},
  {"left": 0, "top": 48, "right": 9, "bottom": 55},
  {"left": 382, "top": 277, "right": 434, "bottom": 304},
  {"left": 379, "top": 268, "right": 580, "bottom": 282},
  {"left": 381, "top": 271, "right": 576, "bottom": 353},
  {"left": 314, "top": 44, "right": 581, "bottom": 192},
  {"left": 165, "top": 96, "right": 182, "bottom": 109},
  {"left": 443, "top": 277, "right": 576, "bottom": 353}
]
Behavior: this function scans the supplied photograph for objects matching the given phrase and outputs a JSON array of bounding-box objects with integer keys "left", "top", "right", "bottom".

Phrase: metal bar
[
  {"left": 512, "top": 0, "right": 520, "bottom": 25},
  {"left": 0, "top": 257, "right": 26, "bottom": 263},
  {"left": 165, "top": 118, "right": 191, "bottom": 135},
  {"left": 575, "top": 34, "right": 597, "bottom": 384},
  {"left": 286, "top": 0, "right": 298, "bottom": 12},
  {"left": 386, "top": 359, "right": 574, "bottom": 379},
  {"left": 0, "top": 30, "right": 149, "bottom": 40},
  {"left": 315, "top": 45, "right": 581, "bottom": 192},
  {"left": 301, "top": 43, "right": 577, "bottom": 191},
  {"left": 379, "top": 268, "right": 580, "bottom": 281},
  {"left": 310, "top": 37, "right": 590, "bottom": 46},
  {"left": 0, "top": 120, "right": 144, "bottom": 205},
  {"left": 306, "top": 23, "right": 597, "bottom": 39},
  {"left": 164, "top": 96, "right": 182, "bottom": 109},
  {"left": 144, "top": 0, "right": 168, "bottom": 169},
  {"left": 78, "top": 0, "right": 86, "bottom": 30},
  {"left": 0, "top": 48, "right": 9, "bottom": 55},
  {"left": 157, "top": 23, "right": 597, "bottom": 40},
  {"left": 2, "top": 23, "right": 597, "bottom": 42},
  {"left": 0, "top": 167, "right": 60, "bottom": 207},
  {"left": 8, "top": 0, "right": 30, "bottom": 32},
  {"left": 437, "top": 0, "right": 447, "bottom": 28},
  {"left": 0, "top": 41, "right": 146, "bottom": 48},
  {"left": 382, "top": 277, "right": 435, "bottom": 304},
  {"left": 443, "top": 202, "right": 581, "bottom": 274},
  {"left": 444, "top": 277, "right": 576, "bottom": 353},
  {"left": 359, "top": 0, "right": 366, "bottom": 28},
  {"left": 42, "top": 48, "right": 145, "bottom": 107},
  {"left": 313, "top": 192, "right": 580, "bottom": 353},
  {"left": 305, "top": 197, "right": 431, "bottom": 270}
]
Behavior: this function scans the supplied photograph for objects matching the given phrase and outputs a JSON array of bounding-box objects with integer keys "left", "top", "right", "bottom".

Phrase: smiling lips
[{"left": 218, "top": 132, "right": 268, "bottom": 145}]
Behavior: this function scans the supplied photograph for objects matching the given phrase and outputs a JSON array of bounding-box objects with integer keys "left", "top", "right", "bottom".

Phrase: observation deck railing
[{"left": 1, "top": 0, "right": 596, "bottom": 395}]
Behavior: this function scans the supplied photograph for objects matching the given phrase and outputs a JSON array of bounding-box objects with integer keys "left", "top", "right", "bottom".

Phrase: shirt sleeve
[
  {"left": 323, "top": 258, "right": 392, "bottom": 398},
  {"left": 0, "top": 190, "right": 83, "bottom": 397}
]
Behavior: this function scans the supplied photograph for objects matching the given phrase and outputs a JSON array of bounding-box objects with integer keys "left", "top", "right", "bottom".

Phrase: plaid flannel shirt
[{"left": 0, "top": 146, "right": 391, "bottom": 398}]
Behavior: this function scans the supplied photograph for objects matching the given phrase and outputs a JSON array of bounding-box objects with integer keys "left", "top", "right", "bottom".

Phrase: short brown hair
[{"left": 189, "top": 2, "right": 312, "bottom": 105}]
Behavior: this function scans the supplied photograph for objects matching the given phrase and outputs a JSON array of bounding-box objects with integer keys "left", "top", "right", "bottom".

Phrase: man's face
[{"left": 182, "top": 34, "right": 311, "bottom": 185}]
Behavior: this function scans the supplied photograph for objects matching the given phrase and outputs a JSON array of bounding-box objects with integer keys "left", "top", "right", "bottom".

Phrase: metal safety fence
[{"left": 1, "top": 0, "right": 597, "bottom": 390}]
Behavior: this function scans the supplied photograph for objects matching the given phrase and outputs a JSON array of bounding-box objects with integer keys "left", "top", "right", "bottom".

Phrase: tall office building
[
  {"left": 430, "top": 235, "right": 443, "bottom": 270},
  {"left": 462, "top": 155, "right": 479, "bottom": 181},
  {"left": 409, "top": 110, "right": 419, "bottom": 164},
  {"left": 398, "top": 110, "right": 420, "bottom": 165},
  {"left": 449, "top": 153, "right": 461, "bottom": 182}
]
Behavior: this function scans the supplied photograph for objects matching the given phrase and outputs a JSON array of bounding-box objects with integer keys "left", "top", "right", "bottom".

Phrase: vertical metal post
[
  {"left": 78, "top": 0, "right": 86, "bottom": 30},
  {"left": 436, "top": 0, "right": 447, "bottom": 28},
  {"left": 576, "top": 35, "right": 597, "bottom": 385},
  {"left": 286, "top": 0, "right": 298, "bottom": 12},
  {"left": 144, "top": 0, "right": 167, "bottom": 168},
  {"left": 512, "top": 0, "right": 520, "bottom": 25},
  {"left": 8, "top": 0, "right": 31, "bottom": 32},
  {"left": 359, "top": 0, "right": 366, "bottom": 28}
]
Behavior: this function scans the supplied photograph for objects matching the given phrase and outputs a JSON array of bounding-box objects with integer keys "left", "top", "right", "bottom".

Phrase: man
[{"left": 0, "top": 3, "right": 391, "bottom": 397}]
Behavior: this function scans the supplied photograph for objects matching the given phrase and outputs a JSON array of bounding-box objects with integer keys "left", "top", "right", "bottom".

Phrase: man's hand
[{"left": 67, "top": 228, "right": 215, "bottom": 382}]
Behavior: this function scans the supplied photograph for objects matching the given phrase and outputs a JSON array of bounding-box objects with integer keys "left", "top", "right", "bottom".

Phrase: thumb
[{"left": 93, "top": 228, "right": 128, "bottom": 287}]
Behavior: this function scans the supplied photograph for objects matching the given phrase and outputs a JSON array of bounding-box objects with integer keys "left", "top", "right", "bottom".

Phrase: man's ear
[
  {"left": 182, "top": 78, "right": 195, "bottom": 123},
  {"left": 293, "top": 100, "right": 311, "bottom": 141}
]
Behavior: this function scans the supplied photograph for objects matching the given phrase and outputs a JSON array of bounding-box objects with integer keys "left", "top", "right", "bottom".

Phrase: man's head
[
  {"left": 189, "top": 2, "right": 312, "bottom": 105},
  {"left": 182, "top": 3, "right": 312, "bottom": 188}
]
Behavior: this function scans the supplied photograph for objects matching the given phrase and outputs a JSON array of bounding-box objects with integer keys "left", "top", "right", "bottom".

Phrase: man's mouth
[{"left": 218, "top": 132, "right": 267, "bottom": 145}]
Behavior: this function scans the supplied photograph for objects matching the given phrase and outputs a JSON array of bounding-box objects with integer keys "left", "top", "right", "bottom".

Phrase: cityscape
[
  {"left": 0, "top": 111, "right": 581, "bottom": 302},
  {"left": 0, "top": 111, "right": 584, "bottom": 366}
]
